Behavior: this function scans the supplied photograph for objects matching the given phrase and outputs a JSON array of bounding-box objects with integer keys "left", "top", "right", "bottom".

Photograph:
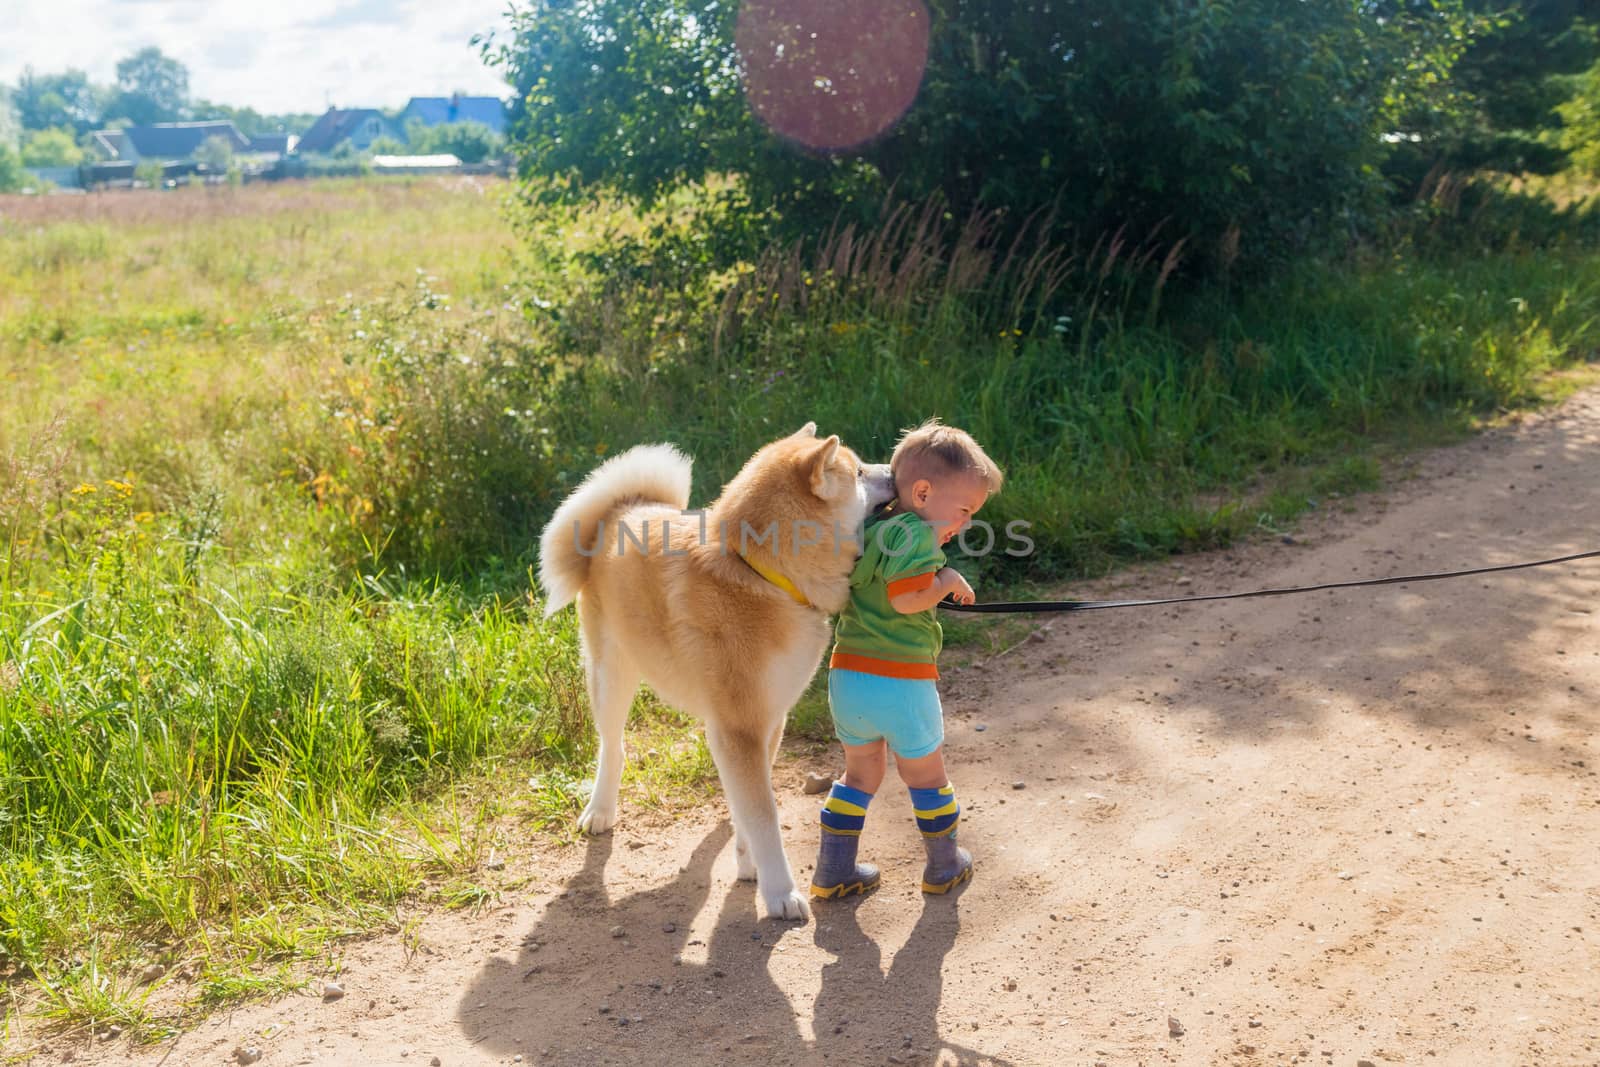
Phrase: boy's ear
[{"left": 808, "top": 435, "right": 841, "bottom": 495}]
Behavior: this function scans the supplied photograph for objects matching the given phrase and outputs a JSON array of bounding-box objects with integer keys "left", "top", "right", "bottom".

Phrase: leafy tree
[
  {"left": 190, "top": 100, "right": 317, "bottom": 138},
  {"left": 488, "top": 0, "right": 1479, "bottom": 270},
  {"left": 20, "top": 126, "right": 85, "bottom": 167},
  {"left": 0, "top": 86, "right": 19, "bottom": 147},
  {"left": 109, "top": 47, "right": 190, "bottom": 126},
  {"left": 404, "top": 119, "right": 502, "bottom": 163},
  {"left": 13, "top": 67, "right": 104, "bottom": 133},
  {"left": 1558, "top": 57, "right": 1600, "bottom": 174},
  {"left": 0, "top": 142, "right": 24, "bottom": 192},
  {"left": 1436, "top": 1, "right": 1599, "bottom": 174}
]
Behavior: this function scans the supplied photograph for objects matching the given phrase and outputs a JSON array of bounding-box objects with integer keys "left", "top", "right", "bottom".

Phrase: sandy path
[{"left": 26, "top": 389, "right": 1600, "bottom": 1067}]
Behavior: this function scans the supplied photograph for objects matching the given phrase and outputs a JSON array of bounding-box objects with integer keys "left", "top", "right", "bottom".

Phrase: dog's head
[{"left": 713, "top": 423, "right": 895, "bottom": 613}]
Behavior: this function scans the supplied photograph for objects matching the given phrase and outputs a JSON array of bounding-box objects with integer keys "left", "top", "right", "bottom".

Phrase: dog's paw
[
  {"left": 734, "top": 838, "right": 758, "bottom": 881},
  {"left": 762, "top": 888, "right": 810, "bottom": 922},
  {"left": 577, "top": 802, "right": 617, "bottom": 835}
]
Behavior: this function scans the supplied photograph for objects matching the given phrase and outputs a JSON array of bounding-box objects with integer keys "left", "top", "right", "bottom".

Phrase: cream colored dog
[{"left": 539, "top": 424, "right": 895, "bottom": 920}]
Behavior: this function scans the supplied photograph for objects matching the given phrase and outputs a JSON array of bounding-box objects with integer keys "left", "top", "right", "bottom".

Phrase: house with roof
[
  {"left": 400, "top": 95, "right": 506, "bottom": 135},
  {"left": 246, "top": 132, "right": 299, "bottom": 157},
  {"left": 107, "top": 121, "right": 251, "bottom": 163},
  {"left": 296, "top": 109, "right": 403, "bottom": 155}
]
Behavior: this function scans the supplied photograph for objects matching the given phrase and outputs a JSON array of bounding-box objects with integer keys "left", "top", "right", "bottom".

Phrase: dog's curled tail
[{"left": 538, "top": 443, "right": 693, "bottom": 616}]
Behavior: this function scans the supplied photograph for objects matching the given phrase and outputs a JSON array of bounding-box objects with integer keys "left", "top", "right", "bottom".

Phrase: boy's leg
[
  {"left": 842, "top": 738, "right": 888, "bottom": 794},
  {"left": 896, "top": 746, "right": 973, "bottom": 894},
  {"left": 811, "top": 740, "right": 885, "bottom": 899}
]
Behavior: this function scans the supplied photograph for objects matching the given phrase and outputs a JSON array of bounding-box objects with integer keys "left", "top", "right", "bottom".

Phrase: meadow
[{"left": 2, "top": 175, "right": 1598, "bottom": 1041}]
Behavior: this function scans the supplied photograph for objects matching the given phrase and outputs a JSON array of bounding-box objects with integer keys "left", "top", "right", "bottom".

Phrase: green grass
[{"left": 2, "top": 176, "right": 1599, "bottom": 1045}]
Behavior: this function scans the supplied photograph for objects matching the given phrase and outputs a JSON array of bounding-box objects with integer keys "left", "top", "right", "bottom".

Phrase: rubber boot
[
  {"left": 920, "top": 830, "right": 972, "bottom": 894},
  {"left": 809, "top": 828, "right": 881, "bottom": 899}
]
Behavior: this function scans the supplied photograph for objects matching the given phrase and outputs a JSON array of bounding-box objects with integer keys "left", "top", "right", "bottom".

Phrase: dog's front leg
[{"left": 706, "top": 722, "right": 808, "bottom": 921}]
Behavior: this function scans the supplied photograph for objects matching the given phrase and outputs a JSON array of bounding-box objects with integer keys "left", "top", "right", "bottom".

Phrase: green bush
[
  {"left": 20, "top": 125, "right": 85, "bottom": 168},
  {"left": 404, "top": 119, "right": 502, "bottom": 163}
]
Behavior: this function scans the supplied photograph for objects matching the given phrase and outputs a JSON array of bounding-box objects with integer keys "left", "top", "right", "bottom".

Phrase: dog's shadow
[{"left": 457, "top": 823, "right": 1011, "bottom": 1065}]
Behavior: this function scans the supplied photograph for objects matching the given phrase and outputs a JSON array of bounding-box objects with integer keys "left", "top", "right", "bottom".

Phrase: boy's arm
[{"left": 888, "top": 567, "right": 973, "bottom": 612}]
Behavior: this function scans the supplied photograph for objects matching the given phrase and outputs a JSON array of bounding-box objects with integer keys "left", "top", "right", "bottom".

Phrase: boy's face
[{"left": 899, "top": 473, "right": 988, "bottom": 545}]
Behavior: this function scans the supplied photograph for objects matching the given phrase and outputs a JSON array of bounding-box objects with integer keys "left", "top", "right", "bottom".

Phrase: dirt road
[{"left": 34, "top": 389, "right": 1600, "bottom": 1067}]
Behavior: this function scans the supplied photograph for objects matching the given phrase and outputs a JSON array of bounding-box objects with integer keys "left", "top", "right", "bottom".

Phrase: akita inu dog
[{"left": 539, "top": 424, "right": 896, "bottom": 920}]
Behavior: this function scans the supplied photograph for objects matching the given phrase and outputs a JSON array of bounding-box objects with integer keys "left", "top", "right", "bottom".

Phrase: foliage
[
  {"left": 194, "top": 133, "right": 236, "bottom": 170},
  {"left": 190, "top": 100, "right": 317, "bottom": 138},
  {"left": 404, "top": 119, "right": 504, "bottom": 163},
  {"left": 1441, "top": 1, "right": 1599, "bottom": 173},
  {"left": 107, "top": 46, "right": 191, "bottom": 126},
  {"left": 490, "top": 0, "right": 1480, "bottom": 272},
  {"left": 11, "top": 66, "right": 104, "bottom": 133},
  {"left": 1559, "top": 57, "right": 1600, "bottom": 174},
  {"left": 368, "top": 135, "right": 409, "bottom": 156},
  {"left": 20, "top": 125, "right": 86, "bottom": 168},
  {"left": 133, "top": 159, "right": 166, "bottom": 187},
  {"left": 0, "top": 142, "right": 24, "bottom": 193},
  {"left": 0, "top": 85, "right": 19, "bottom": 148}
]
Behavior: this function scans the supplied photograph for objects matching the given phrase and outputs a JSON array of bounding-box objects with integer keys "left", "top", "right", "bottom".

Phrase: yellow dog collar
[{"left": 739, "top": 554, "right": 811, "bottom": 607}]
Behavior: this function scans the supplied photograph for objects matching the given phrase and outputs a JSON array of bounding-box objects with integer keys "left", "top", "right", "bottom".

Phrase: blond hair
[{"left": 890, "top": 419, "right": 1003, "bottom": 495}]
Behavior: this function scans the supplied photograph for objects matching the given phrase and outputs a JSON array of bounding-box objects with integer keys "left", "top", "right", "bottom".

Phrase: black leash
[{"left": 942, "top": 548, "right": 1600, "bottom": 614}]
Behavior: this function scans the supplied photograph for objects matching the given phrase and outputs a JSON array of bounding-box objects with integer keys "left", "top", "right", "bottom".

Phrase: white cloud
[{"left": 0, "top": 0, "right": 513, "bottom": 115}]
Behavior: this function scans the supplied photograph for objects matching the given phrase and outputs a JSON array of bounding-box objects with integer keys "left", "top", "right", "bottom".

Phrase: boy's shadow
[{"left": 813, "top": 891, "right": 1012, "bottom": 1067}]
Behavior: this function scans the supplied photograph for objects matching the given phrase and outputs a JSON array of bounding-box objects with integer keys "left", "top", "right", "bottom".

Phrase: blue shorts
[{"left": 828, "top": 668, "right": 945, "bottom": 759}]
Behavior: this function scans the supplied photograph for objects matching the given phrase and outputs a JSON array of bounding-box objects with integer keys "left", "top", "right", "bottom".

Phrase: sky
[{"left": 1, "top": 0, "right": 516, "bottom": 115}]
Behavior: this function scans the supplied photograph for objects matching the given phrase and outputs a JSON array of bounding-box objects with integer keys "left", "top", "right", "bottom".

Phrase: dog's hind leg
[
  {"left": 706, "top": 720, "right": 808, "bottom": 921},
  {"left": 576, "top": 605, "right": 636, "bottom": 835}
]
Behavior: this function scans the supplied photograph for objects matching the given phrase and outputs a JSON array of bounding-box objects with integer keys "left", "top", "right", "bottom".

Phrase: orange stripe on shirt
[
  {"left": 829, "top": 651, "right": 940, "bottom": 680},
  {"left": 885, "top": 571, "right": 938, "bottom": 598}
]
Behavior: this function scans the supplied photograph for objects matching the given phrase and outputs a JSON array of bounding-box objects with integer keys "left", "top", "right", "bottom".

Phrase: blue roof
[
  {"left": 123, "top": 122, "right": 250, "bottom": 160},
  {"left": 401, "top": 96, "right": 506, "bottom": 134}
]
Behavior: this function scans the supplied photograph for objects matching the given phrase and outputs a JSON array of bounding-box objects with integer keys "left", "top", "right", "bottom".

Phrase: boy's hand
[{"left": 938, "top": 567, "right": 975, "bottom": 606}]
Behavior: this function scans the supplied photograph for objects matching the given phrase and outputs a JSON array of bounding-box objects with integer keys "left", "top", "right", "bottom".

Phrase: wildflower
[
  {"left": 595, "top": 443, "right": 609, "bottom": 456},
  {"left": 133, "top": 512, "right": 155, "bottom": 524},
  {"left": 72, "top": 483, "right": 97, "bottom": 496},
  {"left": 0, "top": 661, "right": 19, "bottom": 694}
]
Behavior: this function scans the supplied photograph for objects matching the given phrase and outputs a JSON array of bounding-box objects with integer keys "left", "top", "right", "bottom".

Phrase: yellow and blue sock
[
  {"left": 909, "top": 784, "right": 960, "bottom": 837},
  {"left": 910, "top": 784, "right": 972, "bottom": 893}
]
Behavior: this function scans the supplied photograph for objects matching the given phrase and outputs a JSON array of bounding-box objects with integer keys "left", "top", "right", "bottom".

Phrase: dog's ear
[
  {"left": 809, "top": 434, "right": 841, "bottom": 495},
  {"left": 791, "top": 421, "right": 818, "bottom": 439}
]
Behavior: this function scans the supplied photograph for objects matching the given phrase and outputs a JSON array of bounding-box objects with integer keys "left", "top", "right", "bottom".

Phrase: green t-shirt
[{"left": 830, "top": 511, "right": 945, "bottom": 676}]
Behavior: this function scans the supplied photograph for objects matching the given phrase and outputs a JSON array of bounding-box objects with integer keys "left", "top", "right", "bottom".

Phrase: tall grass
[{"left": 1, "top": 177, "right": 1598, "bottom": 1041}]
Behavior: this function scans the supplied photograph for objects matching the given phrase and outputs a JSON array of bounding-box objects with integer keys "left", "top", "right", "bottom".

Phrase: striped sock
[
  {"left": 819, "top": 781, "right": 873, "bottom": 836},
  {"left": 909, "top": 784, "right": 960, "bottom": 837}
]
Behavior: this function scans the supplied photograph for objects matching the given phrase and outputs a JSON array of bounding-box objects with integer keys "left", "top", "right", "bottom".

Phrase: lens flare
[{"left": 736, "top": 0, "right": 930, "bottom": 151}]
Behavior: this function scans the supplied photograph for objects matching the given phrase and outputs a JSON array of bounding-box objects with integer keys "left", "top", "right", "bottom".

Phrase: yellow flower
[
  {"left": 595, "top": 442, "right": 609, "bottom": 456},
  {"left": 72, "top": 483, "right": 98, "bottom": 496},
  {"left": 133, "top": 512, "right": 155, "bottom": 524}
]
